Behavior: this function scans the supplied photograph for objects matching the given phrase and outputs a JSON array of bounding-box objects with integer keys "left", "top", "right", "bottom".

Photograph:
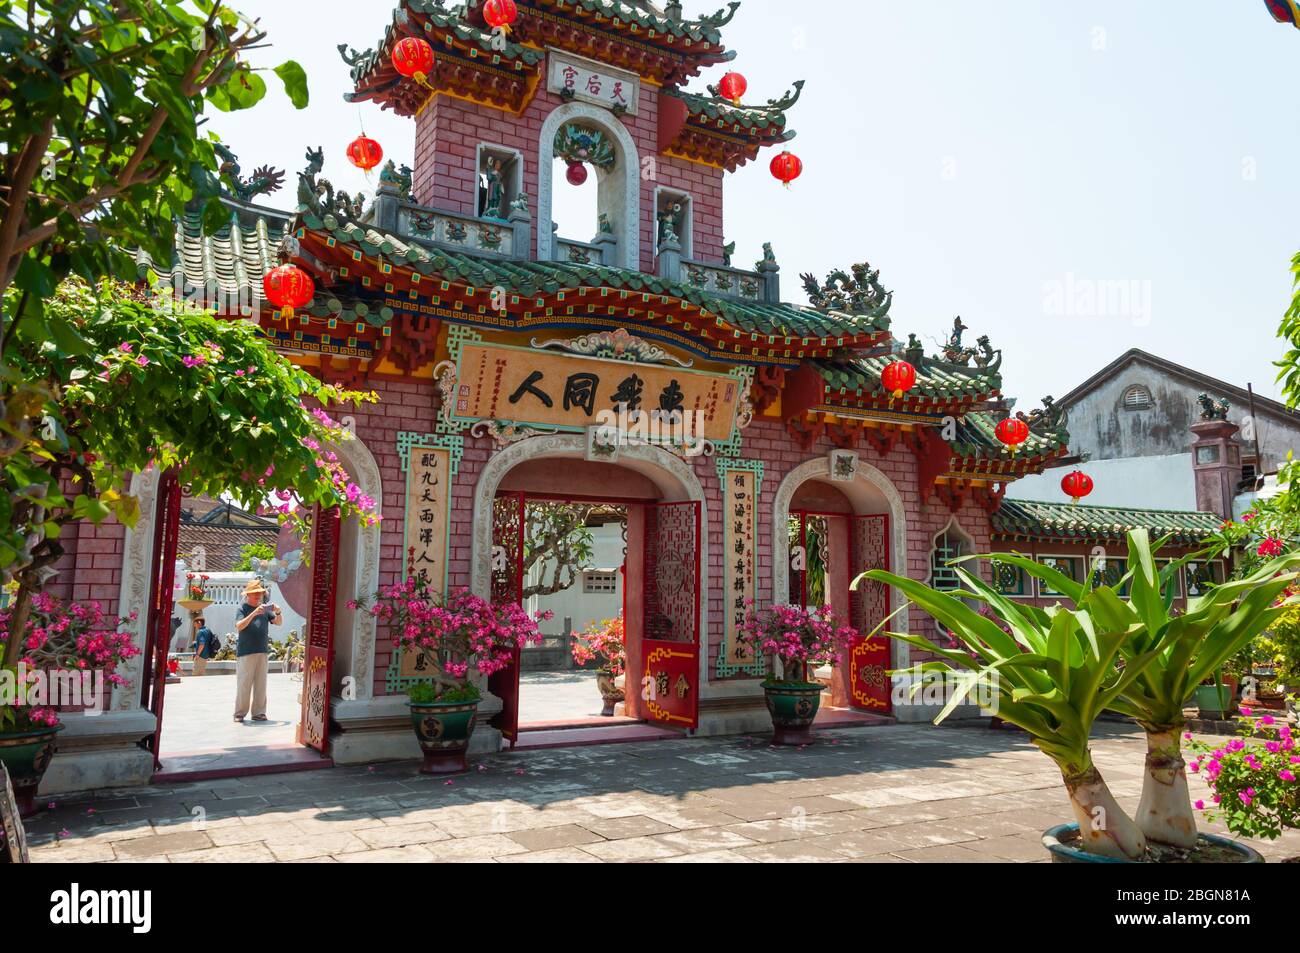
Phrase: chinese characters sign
[
  {"left": 718, "top": 465, "right": 762, "bottom": 677},
  {"left": 453, "top": 342, "right": 742, "bottom": 443},
  {"left": 548, "top": 50, "right": 640, "bottom": 116},
  {"left": 400, "top": 446, "right": 451, "bottom": 681}
]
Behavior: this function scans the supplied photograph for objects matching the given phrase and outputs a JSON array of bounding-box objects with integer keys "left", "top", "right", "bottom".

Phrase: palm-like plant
[{"left": 861, "top": 560, "right": 1166, "bottom": 860}]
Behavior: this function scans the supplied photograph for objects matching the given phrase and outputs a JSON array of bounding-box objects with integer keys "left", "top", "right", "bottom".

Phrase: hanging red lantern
[
  {"left": 994, "top": 416, "right": 1030, "bottom": 455},
  {"left": 483, "top": 0, "right": 518, "bottom": 33},
  {"left": 566, "top": 161, "right": 588, "bottom": 186},
  {"left": 880, "top": 360, "right": 917, "bottom": 401},
  {"left": 263, "top": 264, "right": 315, "bottom": 321},
  {"left": 770, "top": 150, "right": 803, "bottom": 188},
  {"left": 347, "top": 134, "right": 384, "bottom": 172},
  {"left": 1061, "top": 470, "right": 1094, "bottom": 505},
  {"left": 717, "top": 71, "right": 748, "bottom": 106},
  {"left": 392, "top": 37, "right": 434, "bottom": 85}
]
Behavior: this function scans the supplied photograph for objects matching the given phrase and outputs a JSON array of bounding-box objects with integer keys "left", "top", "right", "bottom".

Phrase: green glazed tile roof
[
  {"left": 664, "top": 81, "right": 801, "bottom": 135},
  {"left": 993, "top": 498, "right": 1223, "bottom": 545},
  {"left": 535, "top": 0, "right": 738, "bottom": 45},
  {"left": 953, "top": 411, "right": 1068, "bottom": 462},
  {"left": 134, "top": 202, "right": 290, "bottom": 300},
  {"left": 303, "top": 212, "right": 891, "bottom": 342},
  {"left": 813, "top": 355, "right": 1002, "bottom": 404}
]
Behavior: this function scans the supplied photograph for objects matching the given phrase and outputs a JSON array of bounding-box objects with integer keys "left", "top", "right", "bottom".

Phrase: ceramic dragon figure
[
  {"left": 214, "top": 142, "right": 285, "bottom": 202},
  {"left": 800, "top": 261, "right": 893, "bottom": 316}
]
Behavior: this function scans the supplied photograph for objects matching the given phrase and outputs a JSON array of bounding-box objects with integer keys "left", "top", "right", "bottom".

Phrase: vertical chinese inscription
[
  {"left": 723, "top": 469, "right": 758, "bottom": 668},
  {"left": 401, "top": 446, "right": 451, "bottom": 680}
]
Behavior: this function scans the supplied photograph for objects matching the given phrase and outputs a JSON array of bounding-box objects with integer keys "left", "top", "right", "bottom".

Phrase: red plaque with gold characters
[
  {"left": 849, "top": 514, "right": 893, "bottom": 713},
  {"left": 642, "top": 640, "right": 697, "bottom": 730}
]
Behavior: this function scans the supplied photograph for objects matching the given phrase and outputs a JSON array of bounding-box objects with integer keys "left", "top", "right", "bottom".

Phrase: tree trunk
[
  {"left": 1064, "top": 767, "right": 1147, "bottom": 860},
  {"left": 1, "top": 582, "right": 35, "bottom": 668},
  {"left": 1136, "top": 726, "right": 1198, "bottom": 848}
]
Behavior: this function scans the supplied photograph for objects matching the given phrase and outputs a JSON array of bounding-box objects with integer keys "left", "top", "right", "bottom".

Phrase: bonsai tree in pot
[
  {"left": 354, "top": 576, "right": 547, "bottom": 773},
  {"left": 0, "top": 592, "right": 140, "bottom": 816},
  {"left": 570, "top": 616, "right": 626, "bottom": 716},
  {"left": 735, "top": 602, "right": 857, "bottom": 745}
]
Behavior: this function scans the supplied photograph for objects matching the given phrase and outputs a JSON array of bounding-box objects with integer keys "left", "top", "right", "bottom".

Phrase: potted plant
[
  {"left": 177, "top": 572, "right": 212, "bottom": 613},
  {"left": 570, "top": 615, "right": 626, "bottom": 716},
  {"left": 354, "top": 578, "right": 547, "bottom": 774},
  {"left": 0, "top": 592, "right": 140, "bottom": 817},
  {"left": 735, "top": 602, "right": 856, "bottom": 745},
  {"left": 861, "top": 529, "right": 1299, "bottom": 862}
]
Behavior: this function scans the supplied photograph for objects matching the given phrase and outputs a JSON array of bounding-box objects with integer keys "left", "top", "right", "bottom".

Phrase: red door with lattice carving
[
  {"left": 143, "top": 472, "right": 182, "bottom": 770},
  {"left": 488, "top": 492, "right": 526, "bottom": 745},
  {"left": 298, "top": 507, "right": 341, "bottom": 753},
  {"left": 848, "top": 514, "right": 892, "bottom": 714},
  {"left": 642, "top": 501, "right": 701, "bottom": 731}
]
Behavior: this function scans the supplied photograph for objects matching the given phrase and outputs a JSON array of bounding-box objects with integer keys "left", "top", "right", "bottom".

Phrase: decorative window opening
[
  {"left": 1037, "top": 556, "right": 1083, "bottom": 597},
  {"left": 990, "top": 558, "right": 1027, "bottom": 597},
  {"left": 552, "top": 122, "right": 620, "bottom": 244},
  {"left": 930, "top": 526, "right": 970, "bottom": 592},
  {"left": 476, "top": 145, "right": 522, "bottom": 221},
  {"left": 1184, "top": 560, "right": 1225, "bottom": 598},
  {"left": 582, "top": 570, "right": 619, "bottom": 594},
  {"left": 1122, "top": 384, "right": 1153, "bottom": 411}
]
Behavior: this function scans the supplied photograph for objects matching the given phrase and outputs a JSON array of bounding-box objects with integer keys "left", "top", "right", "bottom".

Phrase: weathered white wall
[
  {"left": 527, "top": 524, "right": 625, "bottom": 636},
  {"left": 1009, "top": 454, "right": 1197, "bottom": 511},
  {"left": 170, "top": 569, "right": 308, "bottom": 654}
]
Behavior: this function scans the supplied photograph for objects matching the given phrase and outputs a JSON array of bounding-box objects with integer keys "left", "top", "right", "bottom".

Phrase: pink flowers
[
  {"left": 735, "top": 602, "right": 857, "bottom": 683},
  {"left": 1189, "top": 706, "right": 1300, "bottom": 841}
]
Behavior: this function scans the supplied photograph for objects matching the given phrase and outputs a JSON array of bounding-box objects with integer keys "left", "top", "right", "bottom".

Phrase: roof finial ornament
[
  {"left": 800, "top": 261, "right": 892, "bottom": 317},
  {"left": 214, "top": 142, "right": 285, "bottom": 202},
  {"left": 1197, "top": 393, "right": 1231, "bottom": 421},
  {"left": 666, "top": 0, "right": 684, "bottom": 22}
]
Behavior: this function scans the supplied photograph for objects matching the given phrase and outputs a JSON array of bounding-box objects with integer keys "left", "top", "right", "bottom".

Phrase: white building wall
[
  {"left": 527, "top": 524, "right": 625, "bottom": 636},
  {"left": 170, "top": 568, "right": 309, "bottom": 654},
  {"left": 1009, "top": 454, "right": 1197, "bottom": 511}
]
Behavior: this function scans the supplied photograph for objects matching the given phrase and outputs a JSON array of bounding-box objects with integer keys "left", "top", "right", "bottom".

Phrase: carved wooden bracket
[
  {"left": 825, "top": 421, "right": 861, "bottom": 450},
  {"left": 752, "top": 365, "right": 785, "bottom": 415},
  {"left": 786, "top": 416, "right": 824, "bottom": 452}
]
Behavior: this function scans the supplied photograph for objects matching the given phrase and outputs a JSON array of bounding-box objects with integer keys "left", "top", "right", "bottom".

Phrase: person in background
[
  {"left": 192, "top": 616, "right": 219, "bottom": 676},
  {"left": 232, "top": 579, "right": 282, "bottom": 722}
]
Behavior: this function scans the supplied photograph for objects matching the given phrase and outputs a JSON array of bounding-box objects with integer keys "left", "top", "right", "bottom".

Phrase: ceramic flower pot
[
  {"left": 762, "top": 681, "right": 823, "bottom": 746},
  {"left": 409, "top": 700, "right": 478, "bottom": 775},
  {"left": 1042, "top": 823, "right": 1265, "bottom": 863},
  {"left": 1194, "top": 684, "right": 1233, "bottom": 719},
  {"left": 596, "top": 671, "right": 625, "bottom": 717},
  {"left": 0, "top": 724, "right": 63, "bottom": 818}
]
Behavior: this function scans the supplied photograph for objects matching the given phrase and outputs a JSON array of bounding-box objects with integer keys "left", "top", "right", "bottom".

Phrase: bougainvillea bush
[
  {"left": 354, "top": 577, "right": 549, "bottom": 703},
  {"left": 0, "top": 592, "right": 140, "bottom": 732},
  {"left": 570, "top": 616, "right": 626, "bottom": 676},
  {"left": 1189, "top": 708, "right": 1300, "bottom": 841},
  {"left": 736, "top": 602, "right": 857, "bottom": 685}
]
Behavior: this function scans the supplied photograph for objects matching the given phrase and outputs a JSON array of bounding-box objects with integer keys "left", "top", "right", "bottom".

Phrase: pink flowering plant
[
  {"left": 354, "top": 575, "right": 549, "bottom": 703},
  {"left": 736, "top": 602, "right": 857, "bottom": 685},
  {"left": 1188, "top": 708, "right": 1300, "bottom": 841},
  {"left": 0, "top": 592, "right": 140, "bottom": 732},
  {"left": 571, "top": 616, "right": 626, "bottom": 677}
]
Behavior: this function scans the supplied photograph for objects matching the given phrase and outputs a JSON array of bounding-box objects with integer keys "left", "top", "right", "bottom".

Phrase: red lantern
[
  {"left": 880, "top": 360, "right": 917, "bottom": 401},
  {"left": 483, "top": 0, "right": 518, "bottom": 33},
  {"left": 1061, "top": 470, "right": 1094, "bottom": 505},
  {"left": 770, "top": 150, "right": 803, "bottom": 188},
  {"left": 347, "top": 134, "right": 384, "bottom": 172},
  {"left": 566, "top": 161, "right": 588, "bottom": 186},
  {"left": 263, "top": 264, "right": 315, "bottom": 321},
  {"left": 994, "top": 416, "right": 1030, "bottom": 454},
  {"left": 717, "top": 71, "right": 747, "bottom": 106},
  {"left": 392, "top": 37, "right": 434, "bottom": 85}
]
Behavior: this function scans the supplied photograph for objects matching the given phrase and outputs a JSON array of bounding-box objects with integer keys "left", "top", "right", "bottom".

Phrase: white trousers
[{"left": 234, "top": 653, "right": 268, "bottom": 719}]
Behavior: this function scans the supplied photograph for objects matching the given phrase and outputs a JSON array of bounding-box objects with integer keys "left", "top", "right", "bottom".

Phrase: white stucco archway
[
  {"left": 771, "top": 456, "right": 911, "bottom": 673},
  {"left": 469, "top": 434, "right": 711, "bottom": 692},
  {"left": 536, "top": 102, "right": 641, "bottom": 269}
]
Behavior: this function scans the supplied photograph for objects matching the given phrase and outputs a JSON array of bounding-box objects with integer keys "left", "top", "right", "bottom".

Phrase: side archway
[{"left": 329, "top": 431, "right": 383, "bottom": 702}]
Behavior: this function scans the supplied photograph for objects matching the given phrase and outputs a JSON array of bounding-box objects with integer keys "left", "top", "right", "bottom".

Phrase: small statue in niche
[
  {"left": 657, "top": 201, "right": 682, "bottom": 248},
  {"left": 598, "top": 211, "right": 613, "bottom": 235},
  {"left": 481, "top": 156, "right": 506, "bottom": 219},
  {"left": 722, "top": 241, "right": 735, "bottom": 267}
]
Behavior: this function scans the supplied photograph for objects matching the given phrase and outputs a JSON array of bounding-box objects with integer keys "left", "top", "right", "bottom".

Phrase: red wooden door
[
  {"left": 298, "top": 506, "right": 341, "bottom": 753},
  {"left": 488, "top": 492, "right": 525, "bottom": 745},
  {"left": 641, "top": 501, "right": 701, "bottom": 731},
  {"left": 142, "top": 472, "right": 182, "bottom": 769},
  {"left": 848, "top": 514, "right": 892, "bottom": 714}
]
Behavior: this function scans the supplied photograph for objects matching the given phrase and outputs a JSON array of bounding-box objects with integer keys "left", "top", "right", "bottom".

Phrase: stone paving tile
[
  {"left": 648, "top": 827, "right": 758, "bottom": 854},
  {"left": 506, "top": 824, "right": 607, "bottom": 851},
  {"left": 642, "top": 807, "right": 748, "bottom": 830},
  {"left": 354, "top": 823, "right": 452, "bottom": 849},
  {"left": 575, "top": 814, "right": 677, "bottom": 839},
  {"left": 578, "top": 835, "right": 684, "bottom": 862},
  {"left": 889, "top": 844, "right": 998, "bottom": 863},
  {"left": 112, "top": 830, "right": 214, "bottom": 859},
  {"left": 333, "top": 846, "right": 438, "bottom": 863},
  {"left": 961, "top": 835, "right": 1050, "bottom": 862},
  {"left": 264, "top": 831, "right": 371, "bottom": 862},
  {"left": 421, "top": 834, "right": 530, "bottom": 862},
  {"left": 497, "top": 846, "right": 606, "bottom": 863},
  {"left": 724, "top": 812, "right": 868, "bottom": 844},
  {"left": 734, "top": 839, "right": 849, "bottom": 863},
  {"left": 656, "top": 849, "right": 756, "bottom": 863},
  {"left": 166, "top": 843, "right": 280, "bottom": 863}
]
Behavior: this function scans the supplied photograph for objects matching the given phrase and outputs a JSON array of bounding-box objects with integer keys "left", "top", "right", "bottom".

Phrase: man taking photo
[{"left": 233, "top": 579, "right": 282, "bottom": 722}]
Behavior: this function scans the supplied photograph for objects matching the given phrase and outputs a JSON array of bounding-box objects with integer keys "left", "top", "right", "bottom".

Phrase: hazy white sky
[{"left": 212, "top": 1, "right": 1300, "bottom": 409}]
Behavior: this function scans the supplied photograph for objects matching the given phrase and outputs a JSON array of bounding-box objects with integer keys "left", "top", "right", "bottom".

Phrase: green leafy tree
[
  {"left": 233, "top": 540, "right": 276, "bottom": 572},
  {"left": 0, "top": 280, "right": 379, "bottom": 669}
]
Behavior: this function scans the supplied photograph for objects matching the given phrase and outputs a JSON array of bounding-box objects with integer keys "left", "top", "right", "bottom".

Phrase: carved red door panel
[
  {"left": 143, "top": 471, "right": 182, "bottom": 769},
  {"left": 298, "top": 507, "right": 340, "bottom": 753},
  {"left": 488, "top": 492, "right": 525, "bottom": 745},
  {"left": 848, "top": 514, "right": 892, "bottom": 714},
  {"left": 642, "top": 501, "right": 700, "bottom": 731}
]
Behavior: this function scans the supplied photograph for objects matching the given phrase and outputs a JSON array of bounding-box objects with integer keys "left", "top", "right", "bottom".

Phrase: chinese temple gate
[{"left": 41, "top": 1, "right": 1227, "bottom": 791}]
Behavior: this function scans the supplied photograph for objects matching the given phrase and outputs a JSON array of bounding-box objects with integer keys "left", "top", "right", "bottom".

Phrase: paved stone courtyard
[{"left": 27, "top": 722, "right": 1300, "bottom": 863}]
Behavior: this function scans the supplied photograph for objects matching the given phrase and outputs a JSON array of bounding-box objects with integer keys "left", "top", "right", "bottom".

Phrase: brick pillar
[{"left": 1190, "top": 419, "right": 1242, "bottom": 519}]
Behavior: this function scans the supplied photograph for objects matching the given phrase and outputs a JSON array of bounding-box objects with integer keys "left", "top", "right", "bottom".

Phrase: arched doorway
[
  {"left": 470, "top": 436, "right": 708, "bottom": 744},
  {"left": 772, "top": 457, "right": 910, "bottom": 714},
  {"left": 537, "top": 102, "right": 640, "bottom": 269}
]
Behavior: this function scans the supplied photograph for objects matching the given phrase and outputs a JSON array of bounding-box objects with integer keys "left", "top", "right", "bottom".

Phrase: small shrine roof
[
  {"left": 133, "top": 202, "right": 290, "bottom": 301},
  {"left": 992, "top": 498, "right": 1223, "bottom": 546},
  {"left": 660, "top": 81, "right": 801, "bottom": 169},
  {"left": 953, "top": 410, "right": 1069, "bottom": 464},
  {"left": 812, "top": 354, "right": 1001, "bottom": 404}
]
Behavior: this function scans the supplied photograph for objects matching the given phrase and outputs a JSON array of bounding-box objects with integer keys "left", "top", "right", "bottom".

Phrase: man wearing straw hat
[{"left": 232, "top": 578, "right": 282, "bottom": 722}]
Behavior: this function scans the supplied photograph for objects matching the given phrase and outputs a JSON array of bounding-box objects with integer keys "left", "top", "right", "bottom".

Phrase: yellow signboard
[
  {"left": 452, "top": 342, "right": 742, "bottom": 443},
  {"left": 722, "top": 467, "right": 758, "bottom": 670}
]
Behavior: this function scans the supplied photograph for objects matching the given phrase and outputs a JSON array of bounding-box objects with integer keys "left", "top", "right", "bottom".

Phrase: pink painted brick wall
[{"left": 413, "top": 77, "right": 729, "bottom": 269}]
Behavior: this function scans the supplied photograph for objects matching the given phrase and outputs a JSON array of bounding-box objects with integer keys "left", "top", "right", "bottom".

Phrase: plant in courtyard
[
  {"left": 736, "top": 602, "right": 856, "bottom": 685},
  {"left": 1189, "top": 707, "right": 1300, "bottom": 842},
  {"left": 183, "top": 572, "right": 210, "bottom": 602},
  {"left": 862, "top": 546, "right": 1173, "bottom": 860},
  {"left": 0, "top": 280, "right": 380, "bottom": 670},
  {"left": 571, "top": 615, "right": 626, "bottom": 676},
  {"left": 233, "top": 542, "right": 277, "bottom": 572},
  {"left": 0, "top": 591, "right": 140, "bottom": 732},
  {"left": 354, "top": 576, "right": 549, "bottom": 703}
]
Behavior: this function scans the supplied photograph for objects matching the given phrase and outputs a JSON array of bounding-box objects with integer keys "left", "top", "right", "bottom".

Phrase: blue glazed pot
[{"left": 1041, "top": 823, "right": 1266, "bottom": 863}]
